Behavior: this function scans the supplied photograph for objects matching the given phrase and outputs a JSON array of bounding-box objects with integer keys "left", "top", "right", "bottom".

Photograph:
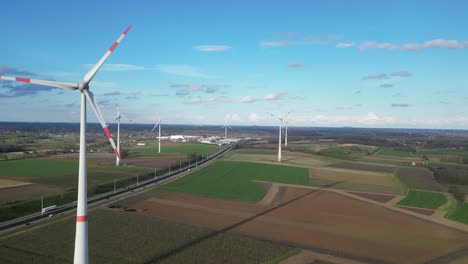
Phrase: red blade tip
[{"left": 124, "top": 26, "right": 132, "bottom": 35}]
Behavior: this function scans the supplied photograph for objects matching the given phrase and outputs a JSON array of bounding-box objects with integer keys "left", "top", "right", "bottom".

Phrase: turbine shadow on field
[
  {"left": 282, "top": 155, "right": 310, "bottom": 162},
  {"left": 144, "top": 181, "right": 343, "bottom": 264}
]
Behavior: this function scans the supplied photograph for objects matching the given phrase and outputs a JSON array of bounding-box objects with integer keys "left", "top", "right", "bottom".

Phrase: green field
[
  {"left": 129, "top": 143, "right": 218, "bottom": 156},
  {"left": 416, "top": 148, "right": 468, "bottom": 157},
  {"left": 0, "top": 159, "right": 78, "bottom": 177},
  {"left": 0, "top": 158, "right": 147, "bottom": 188},
  {"left": 234, "top": 149, "right": 277, "bottom": 155},
  {"left": 0, "top": 209, "right": 294, "bottom": 264},
  {"left": 397, "top": 189, "right": 448, "bottom": 210},
  {"left": 448, "top": 203, "right": 468, "bottom": 224},
  {"left": 375, "top": 147, "right": 413, "bottom": 157},
  {"left": 160, "top": 161, "right": 309, "bottom": 202}
]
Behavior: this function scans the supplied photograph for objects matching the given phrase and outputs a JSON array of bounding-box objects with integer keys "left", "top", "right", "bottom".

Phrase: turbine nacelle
[{"left": 78, "top": 82, "right": 89, "bottom": 92}]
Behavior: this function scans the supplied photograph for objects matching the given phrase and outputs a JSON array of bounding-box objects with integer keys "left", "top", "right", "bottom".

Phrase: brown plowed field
[
  {"left": 330, "top": 162, "right": 396, "bottom": 173},
  {"left": 308, "top": 167, "right": 401, "bottom": 194},
  {"left": 395, "top": 167, "right": 445, "bottom": 192},
  {"left": 0, "top": 184, "right": 64, "bottom": 204},
  {"left": 126, "top": 188, "right": 468, "bottom": 264},
  {"left": 347, "top": 192, "right": 396, "bottom": 203}
]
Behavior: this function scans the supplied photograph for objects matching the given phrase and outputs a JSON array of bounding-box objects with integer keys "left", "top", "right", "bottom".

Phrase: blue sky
[{"left": 1, "top": 0, "right": 468, "bottom": 129}]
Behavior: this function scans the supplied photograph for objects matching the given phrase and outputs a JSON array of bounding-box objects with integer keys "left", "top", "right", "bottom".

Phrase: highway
[{"left": 0, "top": 144, "right": 235, "bottom": 233}]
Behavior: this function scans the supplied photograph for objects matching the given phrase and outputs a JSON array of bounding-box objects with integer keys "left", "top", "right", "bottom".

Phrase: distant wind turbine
[
  {"left": 221, "top": 123, "right": 232, "bottom": 139},
  {"left": 151, "top": 112, "right": 161, "bottom": 153},
  {"left": 114, "top": 103, "right": 134, "bottom": 166},
  {"left": 0, "top": 26, "right": 131, "bottom": 264},
  {"left": 269, "top": 113, "right": 284, "bottom": 162},
  {"left": 283, "top": 111, "right": 291, "bottom": 147}
]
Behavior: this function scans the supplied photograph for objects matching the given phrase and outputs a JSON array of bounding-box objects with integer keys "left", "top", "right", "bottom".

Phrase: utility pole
[
  {"left": 41, "top": 195, "right": 44, "bottom": 215},
  {"left": 154, "top": 168, "right": 157, "bottom": 179},
  {"left": 169, "top": 164, "right": 171, "bottom": 174},
  {"left": 179, "top": 160, "right": 182, "bottom": 170},
  {"left": 136, "top": 172, "right": 139, "bottom": 187}
]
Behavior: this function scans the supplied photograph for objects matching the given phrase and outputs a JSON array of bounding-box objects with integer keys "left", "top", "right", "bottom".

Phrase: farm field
[
  {"left": 123, "top": 187, "right": 468, "bottom": 264},
  {"left": 329, "top": 161, "right": 396, "bottom": 173},
  {"left": 0, "top": 209, "right": 294, "bottom": 264},
  {"left": 448, "top": 203, "right": 468, "bottom": 224},
  {"left": 308, "top": 167, "right": 403, "bottom": 194},
  {"left": 128, "top": 143, "right": 218, "bottom": 157},
  {"left": 375, "top": 147, "right": 414, "bottom": 157},
  {"left": 0, "top": 179, "right": 30, "bottom": 189},
  {"left": 224, "top": 151, "right": 327, "bottom": 168},
  {"left": 159, "top": 160, "right": 308, "bottom": 202},
  {"left": 397, "top": 189, "right": 448, "bottom": 210},
  {"left": 395, "top": 167, "right": 445, "bottom": 191},
  {"left": 363, "top": 155, "right": 420, "bottom": 165}
]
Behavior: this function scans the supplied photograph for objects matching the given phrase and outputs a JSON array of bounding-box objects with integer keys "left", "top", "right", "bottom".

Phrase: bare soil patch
[
  {"left": 395, "top": 206, "right": 435, "bottom": 216},
  {"left": 365, "top": 155, "right": 421, "bottom": 163},
  {"left": 396, "top": 167, "right": 445, "bottom": 192},
  {"left": 309, "top": 167, "right": 401, "bottom": 194},
  {"left": 0, "top": 184, "right": 64, "bottom": 204},
  {"left": 128, "top": 188, "right": 468, "bottom": 264},
  {"left": 347, "top": 192, "right": 396, "bottom": 203},
  {"left": 329, "top": 162, "right": 396, "bottom": 173},
  {"left": 0, "top": 179, "right": 31, "bottom": 189},
  {"left": 281, "top": 249, "right": 366, "bottom": 264}
]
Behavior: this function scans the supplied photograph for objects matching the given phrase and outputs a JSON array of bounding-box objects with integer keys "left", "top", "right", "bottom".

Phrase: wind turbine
[
  {"left": 269, "top": 113, "right": 284, "bottom": 162},
  {"left": 283, "top": 111, "right": 291, "bottom": 147},
  {"left": 115, "top": 103, "right": 135, "bottom": 166},
  {"left": 0, "top": 26, "right": 131, "bottom": 264},
  {"left": 221, "top": 123, "right": 232, "bottom": 139},
  {"left": 151, "top": 112, "right": 161, "bottom": 153}
]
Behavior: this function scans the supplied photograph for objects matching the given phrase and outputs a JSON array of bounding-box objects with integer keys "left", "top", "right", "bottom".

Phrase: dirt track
[{"left": 128, "top": 186, "right": 468, "bottom": 264}]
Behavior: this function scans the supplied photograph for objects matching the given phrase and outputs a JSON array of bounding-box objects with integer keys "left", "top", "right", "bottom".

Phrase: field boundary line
[{"left": 255, "top": 181, "right": 468, "bottom": 233}]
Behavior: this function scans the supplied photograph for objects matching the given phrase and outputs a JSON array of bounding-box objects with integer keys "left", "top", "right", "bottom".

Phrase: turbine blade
[
  {"left": 151, "top": 123, "right": 159, "bottom": 132},
  {"left": 84, "top": 90, "right": 121, "bottom": 159},
  {"left": 0, "top": 75, "right": 78, "bottom": 90},
  {"left": 121, "top": 115, "right": 135, "bottom": 123},
  {"left": 82, "top": 26, "right": 132, "bottom": 84}
]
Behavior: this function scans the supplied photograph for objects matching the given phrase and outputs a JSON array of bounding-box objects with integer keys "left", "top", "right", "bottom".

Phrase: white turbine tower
[
  {"left": 221, "top": 123, "right": 232, "bottom": 139},
  {"left": 151, "top": 112, "right": 161, "bottom": 153},
  {"left": 283, "top": 111, "right": 291, "bottom": 147},
  {"left": 0, "top": 26, "right": 131, "bottom": 264},
  {"left": 269, "top": 113, "right": 284, "bottom": 162},
  {"left": 115, "top": 103, "right": 135, "bottom": 166}
]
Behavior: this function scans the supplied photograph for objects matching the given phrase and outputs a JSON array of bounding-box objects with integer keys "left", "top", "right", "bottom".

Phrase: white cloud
[
  {"left": 310, "top": 112, "right": 397, "bottom": 126},
  {"left": 184, "top": 98, "right": 202, "bottom": 104},
  {"left": 264, "top": 91, "right": 287, "bottom": 100},
  {"left": 360, "top": 41, "right": 399, "bottom": 50},
  {"left": 224, "top": 113, "right": 241, "bottom": 122},
  {"left": 402, "top": 39, "right": 468, "bottom": 50},
  {"left": 248, "top": 113, "right": 260, "bottom": 123},
  {"left": 260, "top": 41, "right": 291, "bottom": 47},
  {"left": 85, "top": 63, "right": 145, "bottom": 71},
  {"left": 360, "top": 39, "right": 468, "bottom": 51},
  {"left": 157, "top": 64, "right": 214, "bottom": 78},
  {"left": 336, "top": 42, "right": 355, "bottom": 48},
  {"left": 193, "top": 45, "right": 232, "bottom": 52},
  {"left": 236, "top": 96, "right": 257, "bottom": 103}
]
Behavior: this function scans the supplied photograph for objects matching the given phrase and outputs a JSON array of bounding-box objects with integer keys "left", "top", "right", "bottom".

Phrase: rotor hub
[{"left": 78, "top": 82, "right": 89, "bottom": 92}]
